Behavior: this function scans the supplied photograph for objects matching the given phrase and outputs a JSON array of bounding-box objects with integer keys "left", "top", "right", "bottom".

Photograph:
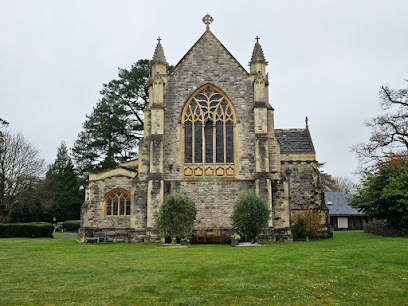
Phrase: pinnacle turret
[
  {"left": 250, "top": 36, "right": 268, "bottom": 65},
  {"left": 151, "top": 37, "right": 167, "bottom": 66}
]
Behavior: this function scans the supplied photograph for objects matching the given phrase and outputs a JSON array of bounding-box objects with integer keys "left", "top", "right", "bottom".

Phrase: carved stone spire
[
  {"left": 151, "top": 37, "right": 167, "bottom": 66},
  {"left": 250, "top": 36, "right": 267, "bottom": 65}
]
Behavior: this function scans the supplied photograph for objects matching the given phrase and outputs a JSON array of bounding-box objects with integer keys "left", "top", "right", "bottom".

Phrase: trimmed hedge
[
  {"left": 63, "top": 220, "right": 80, "bottom": 232},
  {"left": 0, "top": 223, "right": 54, "bottom": 238}
]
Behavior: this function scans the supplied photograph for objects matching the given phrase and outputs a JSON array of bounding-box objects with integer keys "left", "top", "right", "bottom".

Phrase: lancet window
[
  {"left": 182, "top": 85, "right": 236, "bottom": 177},
  {"left": 105, "top": 189, "right": 131, "bottom": 216}
]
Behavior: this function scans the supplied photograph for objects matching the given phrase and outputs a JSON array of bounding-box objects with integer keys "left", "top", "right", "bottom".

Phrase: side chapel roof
[{"left": 275, "top": 129, "right": 315, "bottom": 153}]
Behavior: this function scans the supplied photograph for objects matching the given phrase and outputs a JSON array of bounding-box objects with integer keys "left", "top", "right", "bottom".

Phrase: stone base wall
[
  {"left": 169, "top": 179, "right": 255, "bottom": 229},
  {"left": 78, "top": 226, "right": 293, "bottom": 243},
  {"left": 78, "top": 227, "right": 162, "bottom": 243}
]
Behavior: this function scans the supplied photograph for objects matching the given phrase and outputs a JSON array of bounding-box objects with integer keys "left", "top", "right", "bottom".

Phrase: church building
[{"left": 78, "top": 15, "right": 332, "bottom": 243}]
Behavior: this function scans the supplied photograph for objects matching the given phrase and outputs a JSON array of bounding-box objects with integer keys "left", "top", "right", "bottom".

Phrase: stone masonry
[{"left": 78, "top": 15, "right": 332, "bottom": 243}]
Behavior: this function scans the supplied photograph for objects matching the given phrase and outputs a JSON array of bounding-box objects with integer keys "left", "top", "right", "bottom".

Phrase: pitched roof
[
  {"left": 275, "top": 129, "right": 315, "bottom": 153},
  {"left": 168, "top": 30, "right": 249, "bottom": 77},
  {"left": 325, "top": 192, "right": 368, "bottom": 216}
]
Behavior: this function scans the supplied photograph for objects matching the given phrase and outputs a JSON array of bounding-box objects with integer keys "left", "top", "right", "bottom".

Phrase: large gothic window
[
  {"left": 105, "top": 189, "right": 131, "bottom": 216},
  {"left": 182, "top": 84, "right": 236, "bottom": 177}
]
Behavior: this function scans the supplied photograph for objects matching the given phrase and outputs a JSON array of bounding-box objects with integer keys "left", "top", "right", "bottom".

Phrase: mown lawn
[{"left": 0, "top": 231, "right": 407, "bottom": 305}]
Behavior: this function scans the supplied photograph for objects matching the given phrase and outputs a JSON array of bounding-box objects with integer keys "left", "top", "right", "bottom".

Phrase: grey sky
[{"left": 1, "top": 0, "right": 408, "bottom": 181}]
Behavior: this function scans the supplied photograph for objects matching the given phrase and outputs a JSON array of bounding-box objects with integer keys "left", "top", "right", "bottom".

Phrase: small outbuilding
[{"left": 325, "top": 192, "right": 370, "bottom": 231}]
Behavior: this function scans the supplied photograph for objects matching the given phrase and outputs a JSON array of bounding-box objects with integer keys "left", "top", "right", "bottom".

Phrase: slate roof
[
  {"left": 325, "top": 192, "right": 368, "bottom": 216},
  {"left": 275, "top": 129, "right": 315, "bottom": 153}
]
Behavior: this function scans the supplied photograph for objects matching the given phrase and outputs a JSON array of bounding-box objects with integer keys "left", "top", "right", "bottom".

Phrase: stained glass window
[
  {"left": 216, "top": 122, "right": 224, "bottom": 163},
  {"left": 184, "top": 122, "right": 192, "bottom": 163},
  {"left": 194, "top": 122, "right": 202, "bottom": 163},
  {"left": 182, "top": 84, "right": 235, "bottom": 174},
  {"left": 126, "top": 199, "right": 131, "bottom": 215},
  {"left": 120, "top": 199, "right": 125, "bottom": 215},
  {"left": 226, "top": 122, "right": 234, "bottom": 163},
  {"left": 105, "top": 189, "right": 131, "bottom": 216},
  {"left": 113, "top": 199, "right": 118, "bottom": 215},
  {"left": 205, "top": 121, "right": 213, "bottom": 163},
  {"left": 107, "top": 199, "right": 112, "bottom": 215}
]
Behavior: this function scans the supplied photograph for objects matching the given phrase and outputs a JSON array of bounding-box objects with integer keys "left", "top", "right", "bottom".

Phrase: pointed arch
[
  {"left": 182, "top": 84, "right": 237, "bottom": 177},
  {"left": 105, "top": 188, "right": 131, "bottom": 216}
]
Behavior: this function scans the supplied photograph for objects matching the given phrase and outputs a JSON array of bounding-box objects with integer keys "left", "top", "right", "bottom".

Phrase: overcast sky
[{"left": 1, "top": 0, "right": 408, "bottom": 181}]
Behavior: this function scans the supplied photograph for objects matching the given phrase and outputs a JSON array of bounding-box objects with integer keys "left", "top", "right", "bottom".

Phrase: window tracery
[
  {"left": 105, "top": 189, "right": 131, "bottom": 216},
  {"left": 182, "top": 84, "right": 236, "bottom": 176}
]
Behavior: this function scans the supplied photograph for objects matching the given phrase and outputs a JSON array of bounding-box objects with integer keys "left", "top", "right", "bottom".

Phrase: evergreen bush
[
  {"left": 0, "top": 223, "right": 54, "bottom": 238},
  {"left": 63, "top": 220, "right": 80, "bottom": 232},
  {"left": 154, "top": 193, "right": 197, "bottom": 243},
  {"left": 230, "top": 190, "right": 270, "bottom": 243}
]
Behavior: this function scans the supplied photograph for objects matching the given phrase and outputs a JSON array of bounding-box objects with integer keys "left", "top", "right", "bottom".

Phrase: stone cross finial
[
  {"left": 255, "top": 36, "right": 260, "bottom": 43},
  {"left": 202, "top": 14, "right": 213, "bottom": 30},
  {"left": 305, "top": 116, "right": 309, "bottom": 128},
  {"left": 157, "top": 36, "right": 161, "bottom": 43}
]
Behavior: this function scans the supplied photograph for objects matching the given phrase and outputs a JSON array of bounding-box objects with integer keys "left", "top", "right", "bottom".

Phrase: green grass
[{"left": 0, "top": 231, "right": 407, "bottom": 305}]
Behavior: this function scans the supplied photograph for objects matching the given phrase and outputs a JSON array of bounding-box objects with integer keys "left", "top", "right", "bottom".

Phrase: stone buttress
[{"left": 78, "top": 15, "right": 332, "bottom": 243}]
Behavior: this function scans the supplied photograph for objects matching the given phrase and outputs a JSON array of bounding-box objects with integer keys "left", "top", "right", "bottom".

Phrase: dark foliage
[
  {"left": 230, "top": 190, "right": 270, "bottom": 243},
  {"left": 351, "top": 157, "right": 408, "bottom": 233},
  {"left": 63, "top": 220, "right": 80, "bottom": 232},
  {"left": 364, "top": 219, "right": 392, "bottom": 236},
  {"left": 72, "top": 59, "right": 150, "bottom": 174},
  {"left": 154, "top": 193, "right": 197, "bottom": 241},
  {"left": 0, "top": 223, "right": 54, "bottom": 238},
  {"left": 47, "top": 142, "right": 84, "bottom": 221}
]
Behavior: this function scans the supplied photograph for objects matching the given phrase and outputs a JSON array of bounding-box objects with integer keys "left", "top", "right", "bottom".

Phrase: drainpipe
[{"left": 286, "top": 169, "right": 292, "bottom": 227}]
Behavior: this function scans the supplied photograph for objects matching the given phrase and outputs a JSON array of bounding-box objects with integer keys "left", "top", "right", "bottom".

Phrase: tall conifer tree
[
  {"left": 49, "top": 142, "right": 83, "bottom": 221},
  {"left": 72, "top": 59, "right": 150, "bottom": 174}
]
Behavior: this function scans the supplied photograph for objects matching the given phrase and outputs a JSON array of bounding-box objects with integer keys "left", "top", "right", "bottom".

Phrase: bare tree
[
  {"left": 0, "top": 132, "right": 45, "bottom": 222},
  {"left": 320, "top": 173, "right": 356, "bottom": 194},
  {"left": 353, "top": 81, "right": 408, "bottom": 168}
]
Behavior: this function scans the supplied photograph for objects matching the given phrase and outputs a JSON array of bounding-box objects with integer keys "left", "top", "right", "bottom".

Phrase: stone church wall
[
  {"left": 163, "top": 33, "right": 256, "bottom": 181},
  {"left": 281, "top": 161, "right": 321, "bottom": 211},
  {"left": 82, "top": 176, "right": 133, "bottom": 229},
  {"left": 164, "top": 179, "right": 255, "bottom": 229}
]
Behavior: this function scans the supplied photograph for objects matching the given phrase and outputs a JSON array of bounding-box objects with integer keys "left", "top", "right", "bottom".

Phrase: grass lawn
[{"left": 0, "top": 231, "right": 407, "bottom": 305}]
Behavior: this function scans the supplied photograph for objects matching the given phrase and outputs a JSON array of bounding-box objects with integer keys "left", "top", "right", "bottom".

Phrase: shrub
[
  {"left": 364, "top": 219, "right": 390, "bottom": 236},
  {"left": 293, "top": 209, "right": 322, "bottom": 240},
  {"left": 0, "top": 223, "right": 54, "bottom": 238},
  {"left": 231, "top": 190, "right": 270, "bottom": 243},
  {"left": 154, "top": 193, "right": 197, "bottom": 243},
  {"left": 63, "top": 220, "right": 80, "bottom": 232},
  {"left": 363, "top": 219, "right": 408, "bottom": 236}
]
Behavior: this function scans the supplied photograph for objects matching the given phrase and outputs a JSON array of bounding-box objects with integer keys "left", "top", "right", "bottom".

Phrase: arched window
[
  {"left": 105, "top": 189, "right": 131, "bottom": 216},
  {"left": 182, "top": 84, "right": 236, "bottom": 177}
]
